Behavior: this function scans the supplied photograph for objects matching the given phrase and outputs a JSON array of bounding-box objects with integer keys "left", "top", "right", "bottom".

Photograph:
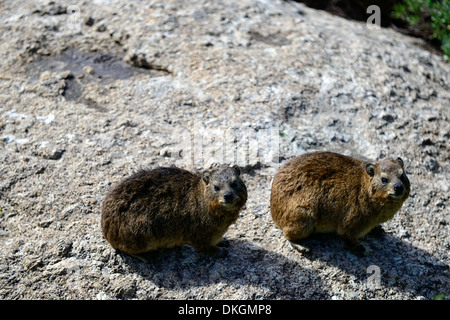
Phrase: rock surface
[{"left": 0, "top": 0, "right": 448, "bottom": 300}]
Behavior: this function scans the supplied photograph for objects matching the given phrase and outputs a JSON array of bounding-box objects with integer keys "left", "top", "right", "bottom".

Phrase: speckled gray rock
[{"left": 0, "top": 0, "right": 448, "bottom": 300}]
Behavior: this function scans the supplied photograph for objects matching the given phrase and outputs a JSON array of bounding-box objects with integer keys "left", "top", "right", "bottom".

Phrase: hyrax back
[
  {"left": 270, "top": 151, "right": 410, "bottom": 250},
  {"left": 101, "top": 165, "right": 247, "bottom": 256}
]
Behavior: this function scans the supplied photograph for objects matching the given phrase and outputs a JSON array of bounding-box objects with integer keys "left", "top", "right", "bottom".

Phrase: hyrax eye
[
  {"left": 214, "top": 185, "right": 220, "bottom": 192},
  {"left": 381, "top": 177, "right": 389, "bottom": 184}
]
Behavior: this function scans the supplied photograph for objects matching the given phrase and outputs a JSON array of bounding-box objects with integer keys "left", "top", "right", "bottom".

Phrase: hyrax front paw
[{"left": 288, "top": 240, "right": 311, "bottom": 253}]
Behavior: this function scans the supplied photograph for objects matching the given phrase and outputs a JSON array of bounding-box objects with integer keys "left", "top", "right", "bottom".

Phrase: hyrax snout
[
  {"left": 270, "top": 151, "right": 410, "bottom": 253},
  {"left": 101, "top": 165, "right": 247, "bottom": 256}
]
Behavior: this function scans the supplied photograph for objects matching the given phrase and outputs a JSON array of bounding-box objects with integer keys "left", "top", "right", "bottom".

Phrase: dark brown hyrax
[
  {"left": 270, "top": 151, "right": 410, "bottom": 254},
  {"left": 101, "top": 165, "right": 247, "bottom": 256}
]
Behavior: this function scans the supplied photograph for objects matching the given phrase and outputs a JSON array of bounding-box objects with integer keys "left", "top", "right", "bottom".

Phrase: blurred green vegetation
[
  {"left": 432, "top": 293, "right": 446, "bottom": 300},
  {"left": 392, "top": 0, "right": 450, "bottom": 59}
]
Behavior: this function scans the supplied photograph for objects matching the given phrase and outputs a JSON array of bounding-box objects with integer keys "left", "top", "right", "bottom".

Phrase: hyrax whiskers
[
  {"left": 270, "top": 151, "right": 410, "bottom": 254},
  {"left": 101, "top": 165, "right": 247, "bottom": 257}
]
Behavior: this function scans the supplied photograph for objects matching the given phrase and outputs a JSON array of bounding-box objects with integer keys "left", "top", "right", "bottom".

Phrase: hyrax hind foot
[
  {"left": 344, "top": 239, "right": 369, "bottom": 257},
  {"left": 367, "top": 225, "right": 386, "bottom": 238},
  {"left": 195, "top": 244, "right": 228, "bottom": 258},
  {"left": 217, "top": 238, "right": 230, "bottom": 248}
]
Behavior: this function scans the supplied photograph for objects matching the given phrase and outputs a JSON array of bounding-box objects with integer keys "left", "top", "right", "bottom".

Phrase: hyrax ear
[
  {"left": 232, "top": 165, "right": 241, "bottom": 176},
  {"left": 396, "top": 157, "right": 404, "bottom": 167},
  {"left": 365, "top": 163, "right": 375, "bottom": 177},
  {"left": 202, "top": 171, "right": 211, "bottom": 184}
]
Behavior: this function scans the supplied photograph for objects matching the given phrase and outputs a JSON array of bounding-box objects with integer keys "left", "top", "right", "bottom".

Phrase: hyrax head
[
  {"left": 202, "top": 165, "right": 247, "bottom": 209},
  {"left": 365, "top": 157, "right": 410, "bottom": 202}
]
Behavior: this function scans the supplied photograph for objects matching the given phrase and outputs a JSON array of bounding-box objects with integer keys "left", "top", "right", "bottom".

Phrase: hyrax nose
[
  {"left": 223, "top": 192, "right": 234, "bottom": 203},
  {"left": 394, "top": 182, "right": 404, "bottom": 196}
]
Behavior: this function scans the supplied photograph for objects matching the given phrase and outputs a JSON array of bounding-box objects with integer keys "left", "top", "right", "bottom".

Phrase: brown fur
[
  {"left": 270, "top": 151, "right": 410, "bottom": 249},
  {"left": 101, "top": 165, "right": 247, "bottom": 255}
]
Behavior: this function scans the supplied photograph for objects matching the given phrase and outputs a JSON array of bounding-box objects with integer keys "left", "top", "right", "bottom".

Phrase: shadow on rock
[
  {"left": 118, "top": 239, "right": 330, "bottom": 299},
  {"left": 297, "top": 228, "right": 449, "bottom": 299}
]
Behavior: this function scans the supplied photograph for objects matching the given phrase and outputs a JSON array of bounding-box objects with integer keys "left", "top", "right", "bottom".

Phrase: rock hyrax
[
  {"left": 101, "top": 165, "right": 247, "bottom": 256},
  {"left": 270, "top": 151, "right": 410, "bottom": 253}
]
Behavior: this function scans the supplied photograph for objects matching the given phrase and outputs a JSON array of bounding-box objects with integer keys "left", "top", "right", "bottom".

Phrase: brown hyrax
[
  {"left": 270, "top": 151, "right": 410, "bottom": 254},
  {"left": 101, "top": 165, "right": 247, "bottom": 256}
]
